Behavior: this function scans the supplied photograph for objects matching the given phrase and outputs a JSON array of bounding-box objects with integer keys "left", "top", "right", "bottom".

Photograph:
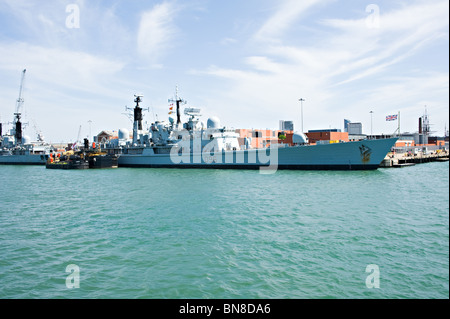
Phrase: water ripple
[{"left": 0, "top": 163, "right": 448, "bottom": 298}]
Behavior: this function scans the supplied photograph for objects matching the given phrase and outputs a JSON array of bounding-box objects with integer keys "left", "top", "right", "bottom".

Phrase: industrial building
[
  {"left": 306, "top": 129, "right": 349, "bottom": 144},
  {"left": 96, "top": 131, "right": 118, "bottom": 143},
  {"left": 344, "top": 119, "right": 366, "bottom": 141},
  {"left": 347, "top": 123, "right": 362, "bottom": 135},
  {"left": 279, "top": 120, "right": 294, "bottom": 131}
]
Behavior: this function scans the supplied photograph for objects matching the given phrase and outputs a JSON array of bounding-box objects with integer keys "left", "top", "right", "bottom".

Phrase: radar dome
[
  {"left": 118, "top": 128, "right": 130, "bottom": 140},
  {"left": 292, "top": 132, "right": 308, "bottom": 145},
  {"left": 22, "top": 135, "right": 31, "bottom": 145},
  {"left": 207, "top": 116, "right": 221, "bottom": 129}
]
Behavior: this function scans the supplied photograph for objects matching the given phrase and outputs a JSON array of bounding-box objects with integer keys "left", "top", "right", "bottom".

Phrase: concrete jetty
[{"left": 380, "top": 149, "right": 449, "bottom": 168}]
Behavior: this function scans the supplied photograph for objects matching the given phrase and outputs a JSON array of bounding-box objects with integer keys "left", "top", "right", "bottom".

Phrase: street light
[
  {"left": 299, "top": 98, "right": 305, "bottom": 133},
  {"left": 88, "top": 120, "right": 92, "bottom": 143},
  {"left": 369, "top": 111, "right": 374, "bottom": 139}
]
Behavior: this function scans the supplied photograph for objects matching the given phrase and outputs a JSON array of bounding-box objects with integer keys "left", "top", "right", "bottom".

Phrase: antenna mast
[
  {"left": 168, "top": 86, "right": 187, "bottom": 127},
  {"left": 126, "top": 94, "right": 149, "bottom": 144}
]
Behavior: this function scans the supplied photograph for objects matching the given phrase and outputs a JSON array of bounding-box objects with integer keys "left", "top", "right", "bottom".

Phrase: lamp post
[
  {"left": 369, "top": 111, "right": 373, "bottom": 139},
  {"left": 88, "top": 120, "right": 92, "bottom": 143},
  {"left": 299, "top": 98, "right": 305, "bottom": 133}
]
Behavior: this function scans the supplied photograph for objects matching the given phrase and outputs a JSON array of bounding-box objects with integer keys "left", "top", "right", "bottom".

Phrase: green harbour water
[{"left": 0, "top": 162, "right": 448, "bottom": 299}]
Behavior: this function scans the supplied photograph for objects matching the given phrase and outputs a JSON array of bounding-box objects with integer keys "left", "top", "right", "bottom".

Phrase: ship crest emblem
[{"left": 359, "top": 144, "right": 372, "bottom": 163}]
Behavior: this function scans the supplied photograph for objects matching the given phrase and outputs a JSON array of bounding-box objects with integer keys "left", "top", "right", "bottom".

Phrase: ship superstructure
[{"left": 103, "top": 92, "right": 397, "bottom": 170}]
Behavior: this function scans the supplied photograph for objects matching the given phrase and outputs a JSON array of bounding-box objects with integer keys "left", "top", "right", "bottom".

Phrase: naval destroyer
[
  {"left": 102, "top": 92, "right": 397, "bottom": 170},
  {"left": 0, "top": 69, "right": 52, "bottom": 165}
]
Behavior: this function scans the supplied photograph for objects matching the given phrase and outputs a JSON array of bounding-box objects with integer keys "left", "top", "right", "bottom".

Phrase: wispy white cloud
[
  {"left": 318, "top": 1, "right": 449, "bottom": 85},
  {"left": 197, "top": 0, "right": 449, "bottom": 133},
  {"left": 348, "top": 72, "right": 449, "bottom": 135},
  {"left": 0, "top": 41, "right": 128, "bottom": 141},
  {"left": 137, "top": 2, "right": 179, "bottom": 66},
  {"left": 220, "top": 37, "right": 238, "bottom": 46},
  {"left": 254, "top": 0, "right": 326, "bottom": 42},
  {"left": 0, "top": 0, "right": 133, "bottom": 56},
  {"left": 0, "top": 0, "right": 68, "bottom": 45},
  {"left": 322, "top": 1, "right": 449, "bottom": 32},
  {"left": 0, "top": 42, "right": 124, "bottom": 89},
  {"left": 0, "top": 0, "right": 448, "bottom": 139}
]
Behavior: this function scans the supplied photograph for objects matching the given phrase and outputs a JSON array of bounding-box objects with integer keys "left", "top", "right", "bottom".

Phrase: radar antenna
[
  {"left": 168, "top": 86, "right": 187, "bottom": 126},
  {"left": 125, "top": 94, "right": 150, "bottom": 130}
]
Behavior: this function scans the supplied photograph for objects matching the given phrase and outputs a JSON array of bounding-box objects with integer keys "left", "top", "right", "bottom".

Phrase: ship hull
[
  {"left": 116, "top": 138, "right": 397, "bottom": 170},
  {"left": 0, "top": 154, "right": 48, "bottom": 165},
  {"left": 88, "top": 155, "right": 119, "bottom": 169},
  {"left": 117, "top": 163, "right": 380, "bottom": 170},
  {"left": 46, "top": 160, "right": 89, "bottom": 169}
]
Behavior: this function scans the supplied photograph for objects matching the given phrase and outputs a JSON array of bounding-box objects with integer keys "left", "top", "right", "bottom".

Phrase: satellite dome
[
  {"left": 22, "top": 135, "right": 31, "bottom": 145},
  {"left": 118, "top": 128, "right": 129, "bottom": 140},
  {"left": 292, "top": 132, "right": 308, "bottom": 145},
  {"left": 207, "top": 116, "right": 221, "bottom": 129}
]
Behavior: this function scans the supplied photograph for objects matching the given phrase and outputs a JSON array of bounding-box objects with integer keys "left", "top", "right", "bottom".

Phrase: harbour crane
[
  {"left": 73, "top": 124, "right": 82, "bottom": 150},
  {"left": 13, "top": 69, "right": 27, "bottom": 145}
]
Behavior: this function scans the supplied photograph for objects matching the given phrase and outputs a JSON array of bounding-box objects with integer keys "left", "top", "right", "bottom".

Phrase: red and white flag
[{"left": 386, "top": 114, "right": 398, "bottom": 121}]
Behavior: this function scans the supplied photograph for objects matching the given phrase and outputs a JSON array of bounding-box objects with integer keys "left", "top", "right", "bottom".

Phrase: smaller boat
[
  {"left": 45, "top": 151, "right": 89, "bottom": 169},
  {"left": 86, "top": 151, "right": 119, "bottom": 169},
  {"left": 45, "top": 139, "right": 118, "bottom": 170}
]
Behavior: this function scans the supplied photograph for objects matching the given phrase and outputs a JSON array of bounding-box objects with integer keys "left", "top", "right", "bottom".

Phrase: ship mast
[
  {"left": 134, "top": 94, "right": 143, "bottom": 130},
  {"left": 126, "top": 94, "right": 149, "bottom": 145},
  {"left": 168, "top": 86, "right": 186, "bottom": 127}
]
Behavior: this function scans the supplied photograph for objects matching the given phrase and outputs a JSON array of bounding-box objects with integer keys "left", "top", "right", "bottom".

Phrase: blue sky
[{"left": 0, "top": 0, "right": 448, "bottom": 143}]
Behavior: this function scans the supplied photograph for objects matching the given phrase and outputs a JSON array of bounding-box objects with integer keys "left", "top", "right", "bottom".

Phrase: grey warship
[
  {"left": 102, "top": 92, "right": 397, "bottom": 170},
  {"left": 0, "top": 69, "right": 52, "bottom": 165}
]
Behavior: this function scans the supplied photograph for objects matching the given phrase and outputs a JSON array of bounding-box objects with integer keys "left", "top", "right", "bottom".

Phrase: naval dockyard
[{"left": 1, "top": 69, "right": 449, "bottom": 169}]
